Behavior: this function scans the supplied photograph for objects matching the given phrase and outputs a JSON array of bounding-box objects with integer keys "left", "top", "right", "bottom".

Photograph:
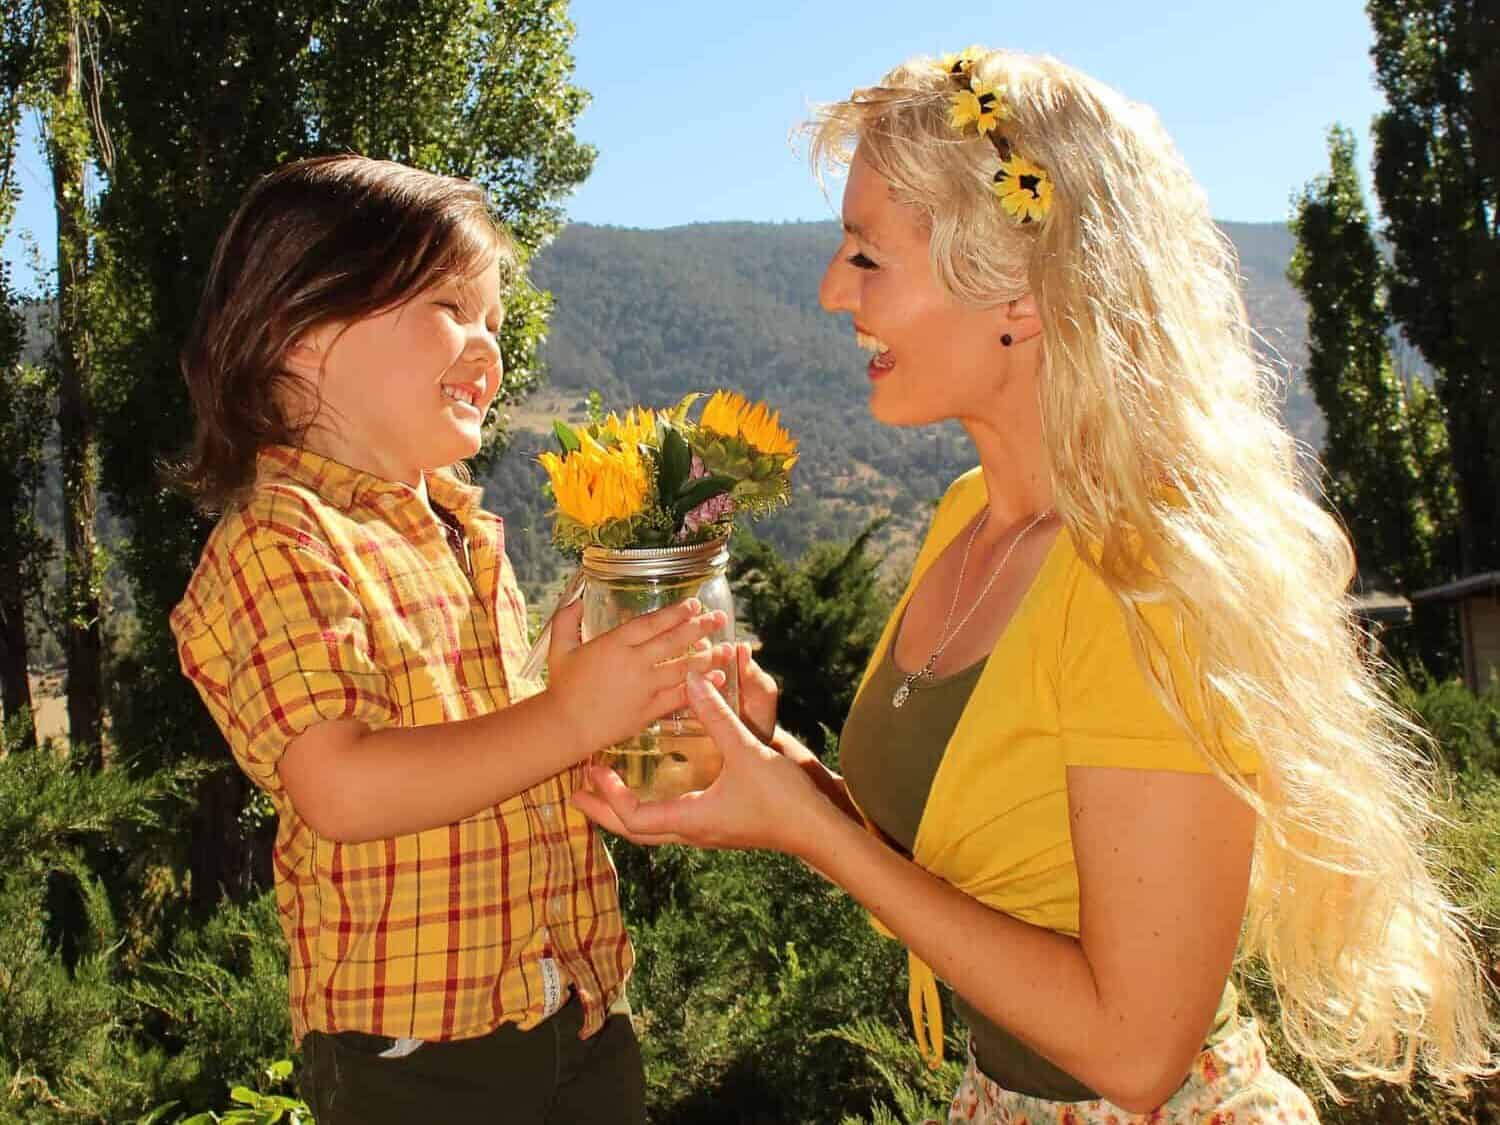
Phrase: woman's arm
[{"left": 576, "top": 674, "right": 1255, "bottom": 1113}]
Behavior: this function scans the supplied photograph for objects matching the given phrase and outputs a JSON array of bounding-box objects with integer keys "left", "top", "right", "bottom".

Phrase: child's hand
[
  {"left": 736, "top": 642, "right": 779, "bottom": 744},
  {"left": 545, "top": 597, "right": 732, "bottom": 754}
]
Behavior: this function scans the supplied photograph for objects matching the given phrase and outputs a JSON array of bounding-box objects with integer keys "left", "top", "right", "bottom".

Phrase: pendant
[{"left": 892, "top": 677, "right": 914, "bottom": 708}]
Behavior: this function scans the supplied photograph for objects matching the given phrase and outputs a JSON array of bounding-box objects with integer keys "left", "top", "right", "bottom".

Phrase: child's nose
[{"left": 467, "top": 326, "right": 501, "bottom": 366}]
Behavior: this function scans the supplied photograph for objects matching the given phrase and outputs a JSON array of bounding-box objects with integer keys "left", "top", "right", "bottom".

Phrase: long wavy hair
[{"left": 810, "top": 48, "right": 1494, "bottom": 1093}]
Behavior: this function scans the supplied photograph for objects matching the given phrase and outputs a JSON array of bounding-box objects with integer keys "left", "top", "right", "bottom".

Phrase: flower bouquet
[
  {"left": 537, "top": 390, "right": 797, "bottom": 551},
  {"left": 530, "top": 391, "right": 798, "bottom": 799}
]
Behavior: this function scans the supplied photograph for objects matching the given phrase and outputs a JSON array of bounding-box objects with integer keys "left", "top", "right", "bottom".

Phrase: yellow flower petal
[
  {"left": 939, "top": 48, "right": 981, "bottom": 82},
  {"left": 600, "top": 406, "right": 657, "bottom": 449},
  {"left": 992, "top": 154, "right": 1053, "bottom": 224},
  {"left": 949, "top": 84, "right": 1008, "bottom": 136},
  {"left": 538, "top": 433, "right": 649, "bottom": 531},
  {"left": 698, "top": 389, "right": 798, "bottom": 461}
]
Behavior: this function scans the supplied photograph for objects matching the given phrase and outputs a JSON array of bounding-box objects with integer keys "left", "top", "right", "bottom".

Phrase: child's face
[{"left": 290, "top": 257, "right": 505, "bottom": 485}]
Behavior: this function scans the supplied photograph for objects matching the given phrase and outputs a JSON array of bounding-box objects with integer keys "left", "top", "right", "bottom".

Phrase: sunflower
[
  {"left": 992, "top": 154, "right": 1053, "bottom": 223},
  {"left": 949, "top": 83, "right": 1007, "bottom": 136},
  {"left": 537, "top": 432, "right": 650, "bottom": 531},
  {"left": 698, "top": 390, "right": 799, "bottom": 469},
  {"left": 600, "top": 406, "right": 657, "bottom": 449},
  {"left": 939, "top": 48, "right": 981, "bottom": 83}
]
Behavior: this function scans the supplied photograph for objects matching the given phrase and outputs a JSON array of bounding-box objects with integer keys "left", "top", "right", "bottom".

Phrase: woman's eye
[{"left": 848, "top": 252, "right": 878, "bottom": 270}]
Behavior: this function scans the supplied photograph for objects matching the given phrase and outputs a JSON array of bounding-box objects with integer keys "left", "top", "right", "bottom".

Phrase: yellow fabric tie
[{"left": 869, "top": 914, "right": 945, "bottom": 1068}]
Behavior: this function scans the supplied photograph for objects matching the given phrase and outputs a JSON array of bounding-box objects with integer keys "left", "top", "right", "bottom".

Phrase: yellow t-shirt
[{"left": 852, "top": 468, "right": 1259, "bottom": 1065}]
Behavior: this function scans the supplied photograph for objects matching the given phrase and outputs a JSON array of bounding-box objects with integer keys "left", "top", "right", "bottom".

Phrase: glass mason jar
[{"left": 580, "top": 537, "right": 738, "bottom": 800}]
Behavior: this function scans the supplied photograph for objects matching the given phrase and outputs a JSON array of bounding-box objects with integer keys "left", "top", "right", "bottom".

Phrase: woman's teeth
[
  {"left": 442, "top": 385, "right": 477, "bottom": 407},
  {"left": 855, "top": 331, "right": 890, "bottom": 356}
]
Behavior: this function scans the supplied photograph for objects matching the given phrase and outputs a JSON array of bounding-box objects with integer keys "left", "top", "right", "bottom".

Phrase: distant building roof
[
  {"left": 1411, "top": 572, "right": 1500, "bottom": 604},
  {"left": 1350, "top": 590, "right": 1412, "bottom": 624}
]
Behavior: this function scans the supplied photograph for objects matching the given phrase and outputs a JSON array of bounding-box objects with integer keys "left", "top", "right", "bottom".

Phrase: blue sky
[{"left": 4, "top": 0, "right": 1385, "bottom": 292}]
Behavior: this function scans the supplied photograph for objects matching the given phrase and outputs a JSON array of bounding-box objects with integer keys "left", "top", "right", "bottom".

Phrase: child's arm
[{"left": 278, "top": 597, "right": 728, "bottom": 842}]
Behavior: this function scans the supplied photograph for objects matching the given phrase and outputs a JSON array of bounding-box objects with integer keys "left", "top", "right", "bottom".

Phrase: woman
[{"left": 573, "top": 47, "right": 1494, "bottom": 1122}]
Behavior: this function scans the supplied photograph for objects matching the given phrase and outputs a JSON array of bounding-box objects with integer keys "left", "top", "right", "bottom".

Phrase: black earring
[{"left": 1001, "top": 333, "right": 1014, "bottom": 347}]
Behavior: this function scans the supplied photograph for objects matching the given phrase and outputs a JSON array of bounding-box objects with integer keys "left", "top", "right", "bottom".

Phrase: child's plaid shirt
[{"left": 171, "top": 445, "right": 632, "bottom": 1044}]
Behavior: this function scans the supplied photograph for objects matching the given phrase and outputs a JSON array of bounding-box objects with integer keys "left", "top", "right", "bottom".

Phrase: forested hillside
[
  {"left": 484, "top": 219, "right": 1320, "bottom": 598},
  {"left": 19, "top": 219, "right": 1320, "bottom": 604}
]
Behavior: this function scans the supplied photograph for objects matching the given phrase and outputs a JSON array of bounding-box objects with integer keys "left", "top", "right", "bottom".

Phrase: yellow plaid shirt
[{"left": 171, "top": 445, "right": 632, "bottom": 1044}]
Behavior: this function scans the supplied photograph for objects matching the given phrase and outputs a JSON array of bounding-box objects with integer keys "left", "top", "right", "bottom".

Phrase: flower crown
[{"left": 938, "top": 49, "right": 1053, "bottom": 225}]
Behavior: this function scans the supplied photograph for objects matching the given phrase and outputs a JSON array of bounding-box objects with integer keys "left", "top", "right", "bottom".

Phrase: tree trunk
[
  {"left": 0, "top": 546, "right": 35, "bottom": 749},
  {"left": 46, "top": 0, "right": 103, "bottom": 766}
]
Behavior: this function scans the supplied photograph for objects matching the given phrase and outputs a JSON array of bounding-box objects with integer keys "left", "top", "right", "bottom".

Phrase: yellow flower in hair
[
  {"left": 992, "top": 154, "right": 1053, "bottom": 223},
  {"left": 939, "top": 48, "right": 981, "bottom": 82},
  {"left": 538, "top": 433, "right": 649, "bottom": 530},
  {"left": 700, "top": 390, "right": 799, "bottom": 469},
  {"left": 949, "top": 83, "right": 1008, "bottom": 136}
]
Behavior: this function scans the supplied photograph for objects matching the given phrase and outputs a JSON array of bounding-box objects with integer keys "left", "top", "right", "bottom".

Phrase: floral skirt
[{"left": 935, "top": 1020, "right": 1319, "bottom": 1124}]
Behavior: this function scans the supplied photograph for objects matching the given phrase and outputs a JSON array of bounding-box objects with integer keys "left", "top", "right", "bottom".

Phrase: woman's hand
[
  {"left": 545, "top": 598, "right": 731, "bottom": 754},
  {"left": 736, "top": 642, "right": 779, "bottom": 743},
  {"left": 571, "top": 671, "right": 831, "bottom": 854}
]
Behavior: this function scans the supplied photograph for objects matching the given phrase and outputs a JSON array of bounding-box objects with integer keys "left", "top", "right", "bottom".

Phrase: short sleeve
[
  {"left": 174, "top": 504, "right": 399, "bottom": 797},
  {"left": 1058, "top": 562, "right": 1260, "bottom": 776}
]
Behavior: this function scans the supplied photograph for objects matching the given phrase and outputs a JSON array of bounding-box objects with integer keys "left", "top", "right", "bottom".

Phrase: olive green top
[{"left": 840, "top": 630, "right": 1236, "bottom": 1100}]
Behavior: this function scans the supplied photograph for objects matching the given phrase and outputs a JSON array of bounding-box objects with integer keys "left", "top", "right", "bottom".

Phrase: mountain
[
  {"left": 13, "top": 221, "right": 1324, "bottom": 606},
  {"left": 482, "top": 219, "right": 1322, "bottom": 598}
]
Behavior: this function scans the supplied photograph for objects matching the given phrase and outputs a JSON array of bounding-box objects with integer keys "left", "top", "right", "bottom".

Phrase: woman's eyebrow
[{"left": 843, "top": 221, "right": 880, "bottom": 249}]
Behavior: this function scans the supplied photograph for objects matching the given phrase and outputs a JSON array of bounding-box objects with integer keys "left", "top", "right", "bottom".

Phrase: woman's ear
[{"left": 1003, "top": 294, "right": 1043, "bottom": 346}]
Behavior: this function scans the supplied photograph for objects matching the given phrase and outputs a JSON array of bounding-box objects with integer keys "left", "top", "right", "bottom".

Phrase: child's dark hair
[{"left": 177, "top": 154, "right": 515, "bottom": 510}]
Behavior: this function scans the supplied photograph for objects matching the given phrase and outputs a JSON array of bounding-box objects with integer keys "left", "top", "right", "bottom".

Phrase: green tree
[
  {"left": 41, "top": 0, "right": 108, "bottom": 765},
  {"left": 1289, "top": 125, "right": 1461, "bottom": 671},
  {"left": 0, "top": 298, "right": 52, "bottom": 750},
  {"left": 1368, "top": 0, "right": 1500, "bottom": 572},
  {"left": 0, "top": 2, "right": 50, "bottom": 749},
  {"left": 88, "top": 0, "right": 595, "bottom": 904},
  {"left": 729, "top": 520, "right": 894, "bottom": 747}
]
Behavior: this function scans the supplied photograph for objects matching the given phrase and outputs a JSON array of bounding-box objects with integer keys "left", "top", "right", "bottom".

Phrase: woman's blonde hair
[{"left": 810, "top": 48, "right": 1495, "bottom": 1093}]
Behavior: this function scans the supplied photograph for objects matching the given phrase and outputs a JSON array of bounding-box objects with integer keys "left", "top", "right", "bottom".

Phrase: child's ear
[{"left": 282, "top": 324, "right": 334, "bottom": 380}]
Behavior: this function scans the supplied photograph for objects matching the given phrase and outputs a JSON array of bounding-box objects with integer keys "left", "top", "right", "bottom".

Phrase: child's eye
[{"left": 848, "top": 252, "right": 878, "bottom": 270}]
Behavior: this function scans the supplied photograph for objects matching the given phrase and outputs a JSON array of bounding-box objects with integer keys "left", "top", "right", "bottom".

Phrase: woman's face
[{"left": 818, "top": 150, "right": 1030, "bottom": 430}]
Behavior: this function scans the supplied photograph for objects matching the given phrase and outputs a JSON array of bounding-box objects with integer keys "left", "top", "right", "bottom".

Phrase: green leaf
[
  {"left": 671, "top": 475, "right": 736, "bottom": 519},
  {"left": 267, "top": 1059, "right": 294, "bottom": 1082},
  {"left": 659, "top": 424, "right": 692, "bottom": 499},
  {"left": 553, "top": 420, "right": 581, "bottom": 453},
  {"left": 666, "top": 392, "right": 702, "bottom": 425},
  {"left": 229, "top": 1086, "right": 259, "bottom": 1105}
]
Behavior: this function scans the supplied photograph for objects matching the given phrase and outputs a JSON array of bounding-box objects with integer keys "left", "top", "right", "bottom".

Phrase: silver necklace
[{"left": 892, "top": 507, "right": 1052, "bottom": 708}]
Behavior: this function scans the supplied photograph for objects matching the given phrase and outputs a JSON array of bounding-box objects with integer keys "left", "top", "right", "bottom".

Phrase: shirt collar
[{"left": 255, "top": 445, "right": 484, "bottom": 517}]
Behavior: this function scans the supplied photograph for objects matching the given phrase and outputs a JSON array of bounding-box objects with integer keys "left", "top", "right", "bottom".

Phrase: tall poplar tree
[
  {"left": 1289, "top": 126, "right": 1456, "bottom": 589},
  {"left": 1290, "top": 126, "right": 1460, "bottom": 671},
  {"left": 1368, "top": 0, "right": 1500, "bottom": 572}
]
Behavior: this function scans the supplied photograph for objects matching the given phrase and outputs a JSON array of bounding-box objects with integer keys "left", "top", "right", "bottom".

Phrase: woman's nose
[{"left": 818, "top": 253, "right": 854, "bottom": 315}]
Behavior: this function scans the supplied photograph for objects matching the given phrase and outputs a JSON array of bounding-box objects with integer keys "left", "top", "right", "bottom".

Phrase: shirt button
[
  {"left": 541, "top": 805, "right": 558, "bottom": 825},
  {"left": 550, "top": 896, "right": 566, "bottom": 917}
]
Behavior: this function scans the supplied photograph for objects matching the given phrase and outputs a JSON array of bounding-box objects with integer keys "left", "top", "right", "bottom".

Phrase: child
[{"left": 169, "top": 154, "right": 725, "bottom": 1124}]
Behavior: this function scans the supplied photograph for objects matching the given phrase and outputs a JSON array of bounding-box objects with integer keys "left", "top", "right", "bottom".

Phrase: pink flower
[{"left": 681, "top": 491, "right": 734, "bottom": 537}]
